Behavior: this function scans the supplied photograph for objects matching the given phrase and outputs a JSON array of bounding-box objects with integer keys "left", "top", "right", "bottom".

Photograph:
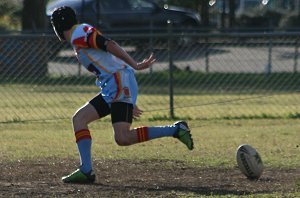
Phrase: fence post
[
  {"left": 294, "top": 39, "right": 299, "bottom": 73},
  {"left": 205, "top": 37, "right": 210, "bottom": 73},
  {"left": 149, "top": 19, "right": 154, "bottom": 74},
  {"left": 265, "top": 38, "right": 272, "bottom": 74},
  {"left": 78, "top": 63, "right": 82, "bottom": 76},
  {"left": 167, "top": 20, "right": 175, "bottom": 119}
]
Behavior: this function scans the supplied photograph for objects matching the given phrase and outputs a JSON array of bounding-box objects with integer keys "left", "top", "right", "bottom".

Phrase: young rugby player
[{"left": 50, "top": 6, "right": 193, "bottom": 183}]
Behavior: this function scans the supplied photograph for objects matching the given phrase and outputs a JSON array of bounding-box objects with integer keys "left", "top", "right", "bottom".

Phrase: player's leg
[
  {"left": 62, "top": 94, "right": 110, "bottom": 183},
  {"left": 111, "top": 102, "right": 194, "bottom": 150}
]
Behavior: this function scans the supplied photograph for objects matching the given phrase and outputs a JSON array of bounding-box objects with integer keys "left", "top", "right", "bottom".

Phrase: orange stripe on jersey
[
  {"left": 136, "top": 127, "right": 149, "bottom": 142},
  {"left": 75, "top": 129, "right": 91, "bottom": 142},
  {"left": 113, "top": 72, "right": 122, "bottom": 101},
  {"left": 81, "top": 50, "right": 110, "bottom": 73},
  {"left": 73, "top": 36, "right": 89, "bottom": 48}
]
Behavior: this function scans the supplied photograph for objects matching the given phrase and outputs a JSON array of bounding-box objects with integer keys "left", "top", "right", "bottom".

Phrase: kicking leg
[
  {"left": 113, "top": 121, "right": 193, "bottom": 150},
  {"left": 111, "top": 102, "right": 194, "bottom": 150}
]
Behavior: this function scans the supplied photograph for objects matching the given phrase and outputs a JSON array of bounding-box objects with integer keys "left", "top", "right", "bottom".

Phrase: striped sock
[
  {"left": 75, "top": 129, "right": 92, "bottom": 174},
  {"left": 136, "top": 127, "right": 149, "bottom": 142},
  {"left": 135, "top": 124, "right": 177, "bottom": 142}
]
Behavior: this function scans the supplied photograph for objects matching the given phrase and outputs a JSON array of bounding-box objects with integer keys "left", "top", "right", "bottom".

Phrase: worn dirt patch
[{"left": 0, "top": 159, "right": 299, "bottom": 197}]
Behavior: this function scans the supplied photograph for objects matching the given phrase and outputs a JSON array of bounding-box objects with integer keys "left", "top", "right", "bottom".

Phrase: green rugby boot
[
  {"left": 174, "top": 121, "right": 194, "bottom": 150},
  {"left": 62, "top": 169, "right": 95, "bottom": 184}
]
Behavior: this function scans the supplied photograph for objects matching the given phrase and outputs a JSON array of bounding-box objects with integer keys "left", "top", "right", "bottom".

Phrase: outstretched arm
[
  {"left": 106, "top": 40, "right": 156, "bottom": 70},
  {"left": 89, "top": 29, "right": 156, "bottom": 70}
]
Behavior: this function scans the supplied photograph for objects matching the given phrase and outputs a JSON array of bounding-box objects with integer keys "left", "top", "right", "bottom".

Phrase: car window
[
  {"left": 245, "top": 0, "right": 261, "bottom": 8},
  {"left": 101, "top": 0, "right": 131, "bottom": 11},
  {"left": 127, "top": 0, "right": 155, "bottom": 11}
]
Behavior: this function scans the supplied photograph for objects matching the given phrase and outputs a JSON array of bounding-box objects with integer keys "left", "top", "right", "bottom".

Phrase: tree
[
  {"left": 22, "top": 0, "right": 48, "bottom": 32},
  {"left": 17, "top": 0, "right": 56, "bottom": 78},
  {"left": 200, "top": 0, "right": 209, "bottom": 27},
  {"left": 228, "top": 0, "right": 235, "bottom": 28},
  {"left": 221, "top": 0, "right": 226, "bottom": 28},
  {"left": 296, "top": 0, "right": 300, "bottom": 15}
]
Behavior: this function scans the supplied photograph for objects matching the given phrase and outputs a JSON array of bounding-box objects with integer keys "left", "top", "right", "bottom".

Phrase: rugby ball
[{"left": 236, "top": 144, "right": 263, "bottom": 180}]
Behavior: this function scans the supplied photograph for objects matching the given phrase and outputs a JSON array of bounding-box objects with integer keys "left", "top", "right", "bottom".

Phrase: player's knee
[
  {"left": 115, "top": 137, "right": 130, "bottom": 146},
  {"left": 72, "top": 112, "right": 86, "bottom": 127},
  {"left": 114, "top": 131, "right": 131, "bottom": 146},
  {"left": 72, "top": 113, "right": 80, "bottom": 125}
]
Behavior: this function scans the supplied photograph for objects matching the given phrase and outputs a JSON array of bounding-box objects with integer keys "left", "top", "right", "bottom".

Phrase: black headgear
[{"left": 51, "top": 6, "right": 77, "bottom": 41}]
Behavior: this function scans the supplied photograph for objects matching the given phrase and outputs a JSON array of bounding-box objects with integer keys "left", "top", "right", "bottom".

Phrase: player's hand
[
  {"left": 133, "top": 105, "right": 143, "bottom": 119},
  {"left": 136, "top": 53, "right": 156, "bottom": 70}
]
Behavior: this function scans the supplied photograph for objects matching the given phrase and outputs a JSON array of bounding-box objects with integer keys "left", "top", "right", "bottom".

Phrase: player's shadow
[{"left": 92, "top": 182, "right": 269, "bottom": 196}]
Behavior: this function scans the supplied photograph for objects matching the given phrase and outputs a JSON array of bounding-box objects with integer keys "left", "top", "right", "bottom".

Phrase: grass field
[
  {"left": 1, "top": 83, "right": 300, "bottom": 123},
  {"left": 1, "top": 119, "right": 299, "bottom": 168},
  {"left": 0, "top": 104, "right": 299, "bottom": 197},
  {"left": 0, "top": 81, "right": 299, "bottom": 197}
]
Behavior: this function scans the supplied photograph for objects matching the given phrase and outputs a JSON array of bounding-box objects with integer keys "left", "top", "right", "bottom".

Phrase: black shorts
[{"left": 89, "top": 94, "right": 133, "bottom": 123}]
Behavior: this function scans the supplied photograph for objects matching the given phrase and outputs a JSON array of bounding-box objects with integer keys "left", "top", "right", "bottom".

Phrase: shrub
[
  {"left": 236, "top": 8, "right": 284, "bottom": 30},
  {"left": 279, "top": 12, "right": 300, "bottom": 30},
  {"left": 0, "top": 0, "right": 22, "bottom": 31}
]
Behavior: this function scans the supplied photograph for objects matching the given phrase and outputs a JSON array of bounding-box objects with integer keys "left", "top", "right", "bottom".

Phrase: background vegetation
[
  {"left": 0, "top": 0, "right": 22, "bottom": 31},
  {"left": 1, "top": 0, "right": 300, "bottom": 32}
]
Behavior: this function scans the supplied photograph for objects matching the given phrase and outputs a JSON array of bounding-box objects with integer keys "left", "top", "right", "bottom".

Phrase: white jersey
[
  {"left": 70, "top": 23, "right": 134, "bottom": 87},
  {"left": 69, "top": 23, "right": 137, "bottom": 105}
]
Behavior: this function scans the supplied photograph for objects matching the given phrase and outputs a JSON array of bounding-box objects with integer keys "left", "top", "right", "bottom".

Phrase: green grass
[
  {"left": 1, "top": 72, "right": 300, "bottom": 122},
  {"left": 1, "top": 84, "right": 300, "bottom": 123},
  {"left": 0, "top": 119, "right": 299, "bottom": 169},
  {"left": 1, "top": 118, "right": 300, "bottom": 197},
  {"left": 2, "top": 72, "right": 300, "bottom": 93},
  {"left": 0, "top": 81, "right": 299, "bottom": 197}
]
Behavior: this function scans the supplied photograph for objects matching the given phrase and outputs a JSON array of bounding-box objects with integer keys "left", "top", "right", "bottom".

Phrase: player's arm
[
  {"left": 106, "top": 40, "right": 138, "bottom": 68},
  {"left": 86, "top": 30, "right": 111, "bottom": 51},
  {"left": 88, "top": 30, "right": 156, "bottom": 70},
  {"left": 106, "top": 40, "right": 156, "bottom": 70}
]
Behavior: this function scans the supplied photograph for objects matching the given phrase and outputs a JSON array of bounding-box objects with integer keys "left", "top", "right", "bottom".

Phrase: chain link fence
[{"left": 0, "top": 31, "right": 300, "bottom": 123}]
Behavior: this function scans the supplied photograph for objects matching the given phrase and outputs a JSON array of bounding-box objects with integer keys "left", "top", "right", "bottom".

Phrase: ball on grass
[{"left": 236, "top": 144, "right": 263, "bottom": 180}]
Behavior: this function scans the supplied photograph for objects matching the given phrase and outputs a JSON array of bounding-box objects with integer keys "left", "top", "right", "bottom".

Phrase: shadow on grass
[{"left": 90, "top": 182, "right": 268, "bottom": 196}]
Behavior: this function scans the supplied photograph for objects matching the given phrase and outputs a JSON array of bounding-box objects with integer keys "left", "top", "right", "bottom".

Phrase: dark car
[{"left": 46, "top": 0, "right": 201, "bottom": 33}]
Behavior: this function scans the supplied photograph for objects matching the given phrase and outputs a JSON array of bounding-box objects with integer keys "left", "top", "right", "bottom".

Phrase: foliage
[
  {"left": 279, "top": 11, "right": 300, "bottom": 30},
  {"left": 236, "top": 8, "right": 284, "bottom": 30},
  {"left": 0, "top": 0, "right": 22, "bottom": 31},
  {"left": 1, "top": 0, "right": 300, "bottom": 32},
  {"left": 0, "top": 0, "right": 21, "bottom": 16}
]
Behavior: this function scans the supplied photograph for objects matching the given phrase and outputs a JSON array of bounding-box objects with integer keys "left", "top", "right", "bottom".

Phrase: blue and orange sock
[
  {"left": 75, "top": 129, "right": 92, "bottom": 174},
  {"left": 135, "top": 124, "right": 177, "bottom": 142}
]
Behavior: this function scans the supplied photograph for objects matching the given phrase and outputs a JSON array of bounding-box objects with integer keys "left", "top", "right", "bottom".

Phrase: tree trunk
[
  {"left": 200, "top": 0, "right": 209, "bottom": 27},
  {"left": 229, "top": 0, "right": 235, "bottom": 28},
  {"left": 22, "top": 0, "right": 47, "bottom": 32},
  {"left": 19, "top": 0, "right": 52, "bottom": 78},
  {"left": 297, "top": 0, "right": 300, "bottom": 15},
  {"left": 221, "top": 0, "right": 226, "bottom": 29}
]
